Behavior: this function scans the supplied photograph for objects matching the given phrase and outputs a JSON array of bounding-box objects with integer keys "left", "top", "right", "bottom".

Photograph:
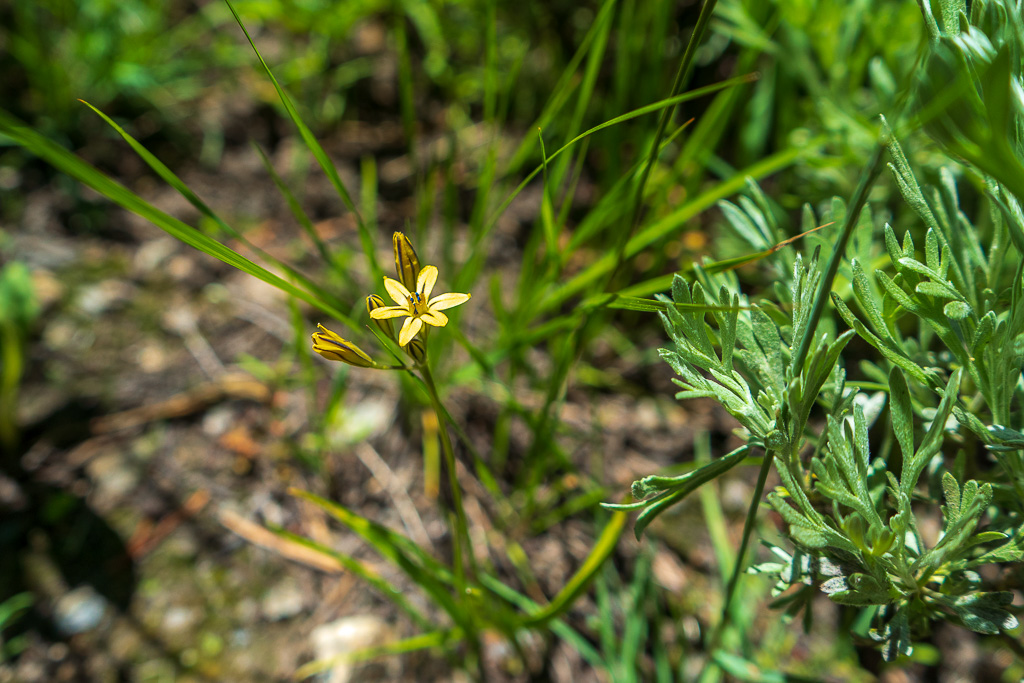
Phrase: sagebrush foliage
[{"left": 623, "top": 0, "right": 1024, "bottom": 661}]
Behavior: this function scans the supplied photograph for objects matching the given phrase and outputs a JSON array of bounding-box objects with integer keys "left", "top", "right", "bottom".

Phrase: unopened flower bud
[
  {"left": 405, "top": 337, "right": 427, "bottom": 364},
  {"left": 393, "top": 231, "right": 421, "bottom": 292},
  {"left": 311, "top": 324, "right": 376, "bottom": 368},
  {"left": 366, "top": 294, "right": 396, "bottom": 341}
]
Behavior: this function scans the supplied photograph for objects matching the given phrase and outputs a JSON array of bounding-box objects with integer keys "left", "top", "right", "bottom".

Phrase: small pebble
[
  {"left": 53, "top": 586, "right": 107, "bottom": 635},
  {"left": 261, "top": 578, "right": 305, "bottom": 621}
]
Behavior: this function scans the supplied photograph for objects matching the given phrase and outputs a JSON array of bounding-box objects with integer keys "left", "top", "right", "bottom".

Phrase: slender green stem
[
  {"left": 419, "top": 363, "right": 477, "bottom": 582},
  {"left": 697, "top": 451, "right": 772, "bottom": 680},
  {"left": 419, "top": 362, "right": 484, "bottom": 678},
  {"left": 791, "top": 139, "right": 888, "bottom": 371}
]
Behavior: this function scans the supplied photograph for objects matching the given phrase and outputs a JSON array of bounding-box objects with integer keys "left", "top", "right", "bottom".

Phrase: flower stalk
[
  {"left": 420, "top": 362, "right": 477, "bottom": 585},
  {"left": 311, "top": 230, "right": 476, "bottom": 587}
]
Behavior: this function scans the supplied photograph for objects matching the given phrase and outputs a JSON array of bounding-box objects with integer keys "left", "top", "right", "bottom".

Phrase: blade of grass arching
[
  {"left": 252, "top": 143, "right": 338, "bottom": 274},
  {"left": 540, "top": 137, "right": 825, "bottom": 314},
  {"left": 290, "top": 488, "right": 453, "bottom": 581},
  {"left": 589, "top": 221, "right": 836, "bottom": 309},
  {"left": 78, "top": 100, "right": 348, "bottom": 315},
  {"left": 564, "top": 119, "right": 693, "bottom": 256},
  {"left": 268, "top": 526, "right": 432, "bottom": 630},
  {"left": 456, "top": 75, "right": 756, "bottom": 292},
  {"left": 0, "top": 109, "right": 354, "bottom": 326},
  {"left": 468, "top": 294, "right": 738, "bottom": 375},
  {"left": 522, "top": 510, "right": 627, "bottom": 627},
  {"left": 579, "top": 295, "right": 746, "bottom": 314},
  {"left": 676, "top": 30, "right": 775, "bottom": 184},
  {"left": 510, "top": 74, "right": 754, "bottom": 214},
  {"left": 224, "top": 0, "right": 382, "bottom": 279},
  {"left": 479, "top": 575, "right": 606, "bottom": 671}
]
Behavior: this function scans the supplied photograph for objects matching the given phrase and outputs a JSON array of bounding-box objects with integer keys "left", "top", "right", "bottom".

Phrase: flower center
[{"left": 408, "top": 292, "right": 426, "bottom": 315}]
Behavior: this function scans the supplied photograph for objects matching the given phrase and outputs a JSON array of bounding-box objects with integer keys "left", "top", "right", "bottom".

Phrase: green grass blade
[
  {"left": 502, "top": 0, "right": 621, "bottom": 175},
  {"left": 289, "top": 488, "right": 472, "bottom": 631},
  {"left": 457, "top": 74, "right": 757, "bottom": 291},
  {"left": 0, "top": 107, "right": 353, "bottom": 325},
  {"left": 479, "top": 575, "right": 606, "bottom": 671},
  {"left": 523, "top": 510, "right": 627, "bottom": 627},
  {"left": 79, "top": 99, "right": 350, "bottom": 317},
  {"left": 550, "top": 0, "right": 617, "bottom": 192},
  {"left": 268, "top": 526, "right": 432, "bottom": 629},
  {"left": 251, "top": 142, "right": 336, "bottom": 271},
  {"left": 540, "top": 137, "right": 824, "bottom": 313},
  {"left": 613, "top": 0, "right": 723, "bottom": 289},
  {"left": 224, "top": 0, "right": 382, "bottom": 279},
  {"left": 620, "top": 550, "right": 654, "bottom": 683},
  {"left": 290, "top": 488, "right": 453, "bottom": 580}
]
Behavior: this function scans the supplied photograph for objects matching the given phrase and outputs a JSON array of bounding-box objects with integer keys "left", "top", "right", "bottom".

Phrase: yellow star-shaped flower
[{"left": 369, "top": 265, "right": 470, "bottom": 346}]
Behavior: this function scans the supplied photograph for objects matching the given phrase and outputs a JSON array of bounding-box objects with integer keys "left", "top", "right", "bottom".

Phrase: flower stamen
[{"left": 370, "top": 265, "right": 470, "bottom": 346}]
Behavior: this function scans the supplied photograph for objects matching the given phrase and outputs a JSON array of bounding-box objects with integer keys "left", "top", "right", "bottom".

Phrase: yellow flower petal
[
  {"left": 398, "top": 316, "right": 424, "bottom": 346},
  {"left": 384, "top": 277, "right": 412, "bottom": 306},
  {"left": 369, "top": 306, "right": 409, "bottom": 320},
  {"left": 428, "top": 292, "right": 470, "bottom": 311},
  {"left": 417, "top": 265, "right": 438, "bottom": 299},
  {"left": 420, "top": 309, "right": 448, "bottom": 327}
]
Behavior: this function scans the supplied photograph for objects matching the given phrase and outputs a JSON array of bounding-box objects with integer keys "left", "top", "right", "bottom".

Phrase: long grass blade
[
  {"left": 224, "top": 0, "right": 383, "bottom": 280},
  {"left": 79, "top": 100, "right": 351, "bottom": 319},
  {"left": 0, "top": 108, "right": 352, "bottom": 324}
]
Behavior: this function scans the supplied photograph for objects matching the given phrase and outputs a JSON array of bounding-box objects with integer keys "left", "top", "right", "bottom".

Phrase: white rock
[
  {"left": 261, "top": 578, "right": 305, "bottom": 621},
  {"left": 310, "top": 615, "right": 392, "bottom": 683},
  {"left": 53, "top": 586, "right": 107, "bottom": 635}
]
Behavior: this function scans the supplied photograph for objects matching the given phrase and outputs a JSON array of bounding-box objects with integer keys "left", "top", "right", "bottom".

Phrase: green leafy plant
[{"left": 612, "top": 0, "right": 1024, "bottom": 666}]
